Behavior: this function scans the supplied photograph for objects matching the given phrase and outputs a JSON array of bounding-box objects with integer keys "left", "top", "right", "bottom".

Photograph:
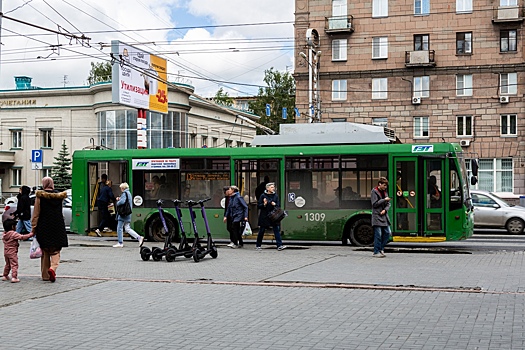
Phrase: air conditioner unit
[
  {"left": 412, "top": 97, "right": 421, "bottom": 105},
  {"left": 500, "top": 96, "right": 510, "bottom": 103},
  {"left": 460, "top": 140, "right": 471, "bottom": 147}
]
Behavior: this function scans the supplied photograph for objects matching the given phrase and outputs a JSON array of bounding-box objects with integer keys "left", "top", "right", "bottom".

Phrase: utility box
[{"left": 520, "top": 196, "right": 525, "bottom": 207}]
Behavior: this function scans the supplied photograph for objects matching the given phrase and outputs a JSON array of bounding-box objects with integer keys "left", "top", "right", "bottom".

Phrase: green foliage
[
  {"left": 87, "top": 61, "right": 112, "bottom": 85},
  {"left": 50, "top": 141, "right": 72, "bottom": 191},
  {"left": 249, "top": 68, "right": 296, "bottom": 134},
  {"left": 213, "top": 87, "right": 234, "bottom": 106}
]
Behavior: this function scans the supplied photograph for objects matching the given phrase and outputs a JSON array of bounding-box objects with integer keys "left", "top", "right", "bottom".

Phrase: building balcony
[
  {"left": 405, "top": 50, "right": 436, "bottom": 67},
  {"left": 492, "top": 6, "right": 524, "bottom": 23},
  {"left": 325, "top": 15, "right": 354, "bottom": 35}
]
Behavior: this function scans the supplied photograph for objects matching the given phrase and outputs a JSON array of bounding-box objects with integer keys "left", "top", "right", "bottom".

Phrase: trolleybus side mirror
[
  {"left": 471, "top": 176, "right": 478, "bottom": 186},
  {"left": 471, "top": 159, "right": 479, "bottom": 177}
]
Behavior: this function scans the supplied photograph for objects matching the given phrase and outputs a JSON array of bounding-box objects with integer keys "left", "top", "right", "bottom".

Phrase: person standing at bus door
[
  {"left": 224, "top": 186, "right": 248, "bottom": 248},
  {"left": 255, "top": 176, "right": 270, "bottom": 202},
  {"left": 428, "top": 175, "right": 441, "bottom": 208},
  {"left": 371, "top": 177, "right": 391, "bottom": 258},
  {"left": 11, "top": 185, "right": 32, "bottom": 236},
  {"left": 222, "top": 186, "right": 236, "bottom": 248},
  {"left": 95, "top": 174, "right": 115, "bottom": 237},
  {"left": 31, "top": 177, "right": 68, "bottom": 282},
  {"left": 114, "top": 182, "right": 144, "bottom": 248},
  {"left": 255, "top": 182, "right": 287, "bottom": 251}
]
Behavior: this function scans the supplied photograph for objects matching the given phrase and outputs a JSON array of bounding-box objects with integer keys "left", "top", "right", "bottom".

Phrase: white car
[{"left": 471, "top": 189, "right": 525, "bottom": 234}]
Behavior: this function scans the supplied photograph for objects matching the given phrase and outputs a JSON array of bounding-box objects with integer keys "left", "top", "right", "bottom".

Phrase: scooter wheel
[
  {"left": 193, "top": 248, "right": 201, "bottom": 263},
  {"left": 166, "top": 247, "right": 177, "bottom": 262},
  {"left": 152, "top": 247, "right": 163, "bottom": 261},
  {"left": 210, "top": 246, "right": 218, "bottom": 259},
  {"left": 140, "top": 247, "right": 151, "bottom": 261}
]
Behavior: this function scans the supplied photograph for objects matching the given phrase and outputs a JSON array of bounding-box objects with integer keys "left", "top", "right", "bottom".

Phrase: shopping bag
[
  {"left": 29, "top": 237, "right": 42, "bottom": 259},
  {"left": 242, "top": 222, "right": 253, "bottom": 236}
]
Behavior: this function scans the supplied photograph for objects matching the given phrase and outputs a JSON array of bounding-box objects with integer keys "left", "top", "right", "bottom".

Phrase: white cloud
[{"left": 0, "top": 0, "right": 294, "bottom": 97}]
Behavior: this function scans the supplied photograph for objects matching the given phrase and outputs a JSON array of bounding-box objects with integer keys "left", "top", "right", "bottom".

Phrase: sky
[{"left": 0, "top": 0, "right": 295, "bottom": 97}]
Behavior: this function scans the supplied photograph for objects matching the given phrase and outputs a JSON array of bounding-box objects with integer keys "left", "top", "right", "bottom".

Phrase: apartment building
[{"left": 294, "top": 0, "right": 525, "bottom": 194}]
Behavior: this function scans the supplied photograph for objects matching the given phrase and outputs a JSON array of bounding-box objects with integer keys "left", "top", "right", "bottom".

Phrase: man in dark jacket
[
  {"left": 95, "top": 174, "right": 115, "bottom": 237},
  {"left": 371, "top": 177, "right": 391, "bottom": 258},
  {"left": 12, "top": 185, "right": 32, "bottom": 234}
]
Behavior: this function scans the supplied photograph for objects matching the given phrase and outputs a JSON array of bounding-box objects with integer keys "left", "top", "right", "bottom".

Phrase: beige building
[
  {"left": 294, "top": 0, "right": 525, "bottom": 194},
  {"left": 0, "top": 77, "right": 256, "bottom": 199}
]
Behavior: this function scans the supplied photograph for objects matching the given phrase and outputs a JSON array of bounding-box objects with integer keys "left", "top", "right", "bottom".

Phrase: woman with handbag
[
  {"left": 255, "top": 182, "right": 287, "bottom": 251},
  {"left": 114, "top": 182, "right": 144, "bottom": 248}
]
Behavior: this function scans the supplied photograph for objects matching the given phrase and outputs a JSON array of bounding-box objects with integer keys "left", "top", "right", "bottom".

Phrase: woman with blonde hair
[{"left": 114, "top": 182, "right": 144, "bottom": 248}]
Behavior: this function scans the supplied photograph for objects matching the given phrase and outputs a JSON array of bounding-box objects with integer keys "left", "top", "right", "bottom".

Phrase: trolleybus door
[
  {"left": 393, "top": 158, "right": 418, "bottom": 236},
  {"left": 423, "top": 158, "right": 445, "bottom": 235}
]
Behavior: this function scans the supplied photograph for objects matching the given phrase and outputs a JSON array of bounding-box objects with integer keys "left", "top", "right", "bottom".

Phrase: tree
[
  {"left": 50, "top": 141, "right": 72, "bottom": 191},
  {"left": 213, "top": 87, "right": 234, "bottom": 106},
  {"left": 249, "top": 68, "right": 296, "bottom": 134},
  {"left": 87, "top": 61, "right": 112, "bottom": 85}
]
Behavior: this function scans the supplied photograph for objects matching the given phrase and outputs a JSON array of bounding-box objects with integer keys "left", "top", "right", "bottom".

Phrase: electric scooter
[
  {"left": 140, "top": 199, "right": 176, "bottom": 261},
  {"left": 164, "top": 199, "right": 194, "bottom": 262},
  {"left": 186, "top": 197, "right": 218, "bottom": 262}
]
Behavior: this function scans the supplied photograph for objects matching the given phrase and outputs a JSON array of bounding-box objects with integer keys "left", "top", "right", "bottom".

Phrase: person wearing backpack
[{"left": 114, "top": 182, "right": 144, "bottom": 248}]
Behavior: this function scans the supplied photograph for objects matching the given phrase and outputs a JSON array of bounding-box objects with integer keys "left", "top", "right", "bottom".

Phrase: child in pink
[{"left": 3, "top": 218, "right": 34, "bottom": 283}]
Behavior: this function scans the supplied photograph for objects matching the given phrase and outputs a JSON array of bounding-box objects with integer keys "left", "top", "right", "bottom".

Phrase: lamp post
[{"left": 300, "top": 50, "right": 322, "bottom": 123}]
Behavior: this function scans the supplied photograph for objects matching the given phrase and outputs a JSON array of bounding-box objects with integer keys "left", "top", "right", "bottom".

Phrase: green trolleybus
[{"left": 70, "top": 124, "right": 474, "bottom": 246}]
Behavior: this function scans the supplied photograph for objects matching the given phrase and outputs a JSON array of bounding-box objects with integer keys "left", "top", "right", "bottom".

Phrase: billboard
[{"left": 111, "top": 41, "right": 168, "bottom": 113}]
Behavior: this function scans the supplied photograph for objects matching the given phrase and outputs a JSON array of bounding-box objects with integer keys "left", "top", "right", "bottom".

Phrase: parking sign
[{"left": 32, "top": 150, "right": 42, "bottom": 163}]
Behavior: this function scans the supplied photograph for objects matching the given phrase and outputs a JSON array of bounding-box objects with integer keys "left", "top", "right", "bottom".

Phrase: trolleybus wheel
[
  {"left": 148, "top": 216, "right": 177, "bottom": 243},
  {"left": 166, "top": 247, "right": 177, "bottom": 262},
  {"left": 152, "top": 247, "right": 163, "bottom": 261},
  {"left": 193, "top": 249, "right": 201, "bottom": 263},
  {"left": 350, "top": 218, "right": 374, "bottom": 247},
  {"left": 506, "top": 218, "right": 525, "bottom": 234},
  {"left": 140, "top": 247, "right": 151, "bottom": 261},
  {"left": 210, "top": 246, "right": 218, "bottom": 259}
]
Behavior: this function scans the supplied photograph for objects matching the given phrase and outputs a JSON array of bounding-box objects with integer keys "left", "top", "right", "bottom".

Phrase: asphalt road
[{"left": 1, "top": 233, "right": 524, "bottom": 349}]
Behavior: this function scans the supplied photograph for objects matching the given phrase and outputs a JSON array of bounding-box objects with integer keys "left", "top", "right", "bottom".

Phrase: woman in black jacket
[
  {"left": 12, "top": 185, "right": 32, "bottom": 234},
  {"left": 255, "top": 182, "right": 286, "bottom": 251},
  {"left": 31, "top": 177, "right": 68, "bottom": 282}
]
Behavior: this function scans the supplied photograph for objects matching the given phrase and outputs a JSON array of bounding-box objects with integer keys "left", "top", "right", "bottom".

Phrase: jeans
[
  {"left": 256, "top": 225, "right": 282, "bottom": 248},
  {"left": 16, "top": 220, "right": 32, "bottom": 234},
  {"left": 373, "top": 225, "right": 391, "bottom": 254},
  {"left": 117, "top": 221, "right": 140, "bottom": 244}
]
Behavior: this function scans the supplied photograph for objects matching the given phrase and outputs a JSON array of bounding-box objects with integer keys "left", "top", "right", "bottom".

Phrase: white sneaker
[
  {"left": 380, "top": 250, "right": 386, "bottom": 257},
  {"left": 255, "top": 247, "right": 262, "bottom": 251},
  {"left": 112, "top": 243, "right": 124, "bottom": 248},
  {"left": 277, "top": 245, "right": 287, "bottom": 251},
  {"left": 227, "top": 242, "right": 235, "bottom": 248},
  {"left": 138, "top": 237, "right": 144, "bottom": 247},
  {"left": 373, "top": 253, "right": 384, "bottom": 258},
  {"left": 95, "top": 229, "right": 102, "bottom": 237},
  {"left": 103, "top": 227, "right": 113, "bottom": 233}
]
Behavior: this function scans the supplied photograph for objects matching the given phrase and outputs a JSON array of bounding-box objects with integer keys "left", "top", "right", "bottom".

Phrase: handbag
[
  {"left": 29, "top": 237, "right": 42, "bottom": 259},
  {"left": 117, "top": 192, "right": 132, "bottom": 216},
  {"left": 268, "top": 207, "right": 286, "bottom": 223}
]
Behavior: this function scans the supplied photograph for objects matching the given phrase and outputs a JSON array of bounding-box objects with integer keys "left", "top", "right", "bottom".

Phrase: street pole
[{"left": 0, "top": 0, "right": 3, "bottom": 86}]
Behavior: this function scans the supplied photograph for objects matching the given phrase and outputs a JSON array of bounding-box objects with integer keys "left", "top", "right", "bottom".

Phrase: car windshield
[{"left": 489, "top": 192, "right": 512, "bottom": 207}]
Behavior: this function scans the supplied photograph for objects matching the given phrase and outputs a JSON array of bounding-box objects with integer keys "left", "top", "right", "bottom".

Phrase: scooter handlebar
[{"left": 156, "top": 199, "right": 164, "bottom": 206}]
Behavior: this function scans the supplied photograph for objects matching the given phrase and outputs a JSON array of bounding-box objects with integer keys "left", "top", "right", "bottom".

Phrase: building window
[
  {"left": 372, "top": 78, "right": 388, "bottom": 99},
  {"left": 500, "top": 73, "right": 517, "bottom": 95},
  {"left": 470, "top": 158, "right": 513, "bottom": 193},
  {"left": 456, "top": 32, "right": 472, "bottom": 54},
  {"left": 413, "top": 76, "right": 430, "bottom": 98},
  {"left": 414, "top": 117, "right": 429, "bottom": 137},
  {"left": 456, "top": 0, "right": 472, "bottom": 12},
  {"left": 501, "top": 114, "right": 517, "bottom": 136},
  {"left": 237, "top": 141, "right": 244, "bottom": 148},
  {"left": 414, "top": 34, "right": 429, "bottom": 50},
  {"left": 500, "top": 30, "right": 517, "bottom": 52},
  {"left": 332, "top": 80, "right": 347, "bottom": 100},
  {"left": 212, "top": 137, "right": 218, "bottom": 148},
  {"left": 40, "top": 129, "right": 52, "bottom": 148},
  {"left": 189, "top": 134, "right": 196, "bottom": 148},
  {"left": 372, "top": 0, "right": 388, "bottom": 17},
  {"left": 201, "top": 136, "right": 208, "bottom": 148},
  {"left": 456, "top": 74, "right": 473, "bottom": 96},
  {"left": 500, "top": 0, "right": 518, "bottom": 6},
  {"left": 11, "top": 129, "right": 22, "bottom": 149},
  {"left": 11, "top": 168, "right": 22, "bottom": 187},
  {"left": 332, "top": 39, "right": 348, "bottom": 61},
  {"left": 457, "top": 116, "right": 473, "bottom": 136},
  {"left": 415, "top": 0, "right": 430, "bottom": 15},
  {"left": 225, "top": 139, "right": 232, "bottom": 148},
  {"left": 372, "top": 37, "right": 388, "bottom": 59},
  {"left": 372, "top": 117, "right": 388, "bottom": 127},
  {"left": 41, "top": 168, "right": 51, "bottom": 179}
]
